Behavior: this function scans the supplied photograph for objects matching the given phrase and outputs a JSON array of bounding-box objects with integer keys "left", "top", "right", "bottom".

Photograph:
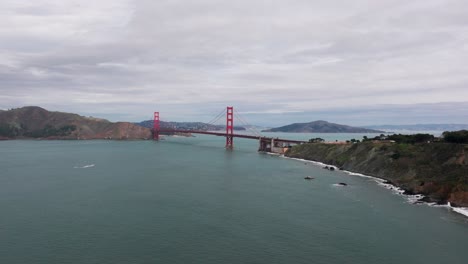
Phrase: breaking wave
[{"left": 449, "top": 203, "right": 468, "bottom": 217}]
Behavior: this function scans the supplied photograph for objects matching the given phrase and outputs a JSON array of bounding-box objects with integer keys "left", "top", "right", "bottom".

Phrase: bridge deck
[{"left": 159, "top": 129, "right": 307, "bottom": 144}]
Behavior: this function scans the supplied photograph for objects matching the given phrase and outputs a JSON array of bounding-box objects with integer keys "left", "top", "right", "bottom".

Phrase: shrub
[{"left": 443, "top": 130, "right": 468, "bottom": 144}]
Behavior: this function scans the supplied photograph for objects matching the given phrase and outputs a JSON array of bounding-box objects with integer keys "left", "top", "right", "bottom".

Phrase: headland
[{"left": 286, "top": 141, "right": 468, "bottom": 207}]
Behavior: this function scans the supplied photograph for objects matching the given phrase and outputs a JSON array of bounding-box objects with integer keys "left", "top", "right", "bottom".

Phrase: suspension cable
[
  {"left": 206, "top": 108, "right": 226, "bottom": 125},
  {"left": 235, "top": 111, "right": 263, "bottom": 137}
]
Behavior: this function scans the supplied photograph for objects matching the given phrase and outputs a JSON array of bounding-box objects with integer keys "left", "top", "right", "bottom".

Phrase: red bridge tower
[
  {"left": 153, "top": 111, "right": 160, "bottom": 140},
  {"left": 226, "top": 106, "right": 234, "bottom": 149}
]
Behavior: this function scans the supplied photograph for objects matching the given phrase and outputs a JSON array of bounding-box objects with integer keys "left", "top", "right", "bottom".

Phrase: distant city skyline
[{"left": 1, "top": 0, "right": 467, "bottom": 126}]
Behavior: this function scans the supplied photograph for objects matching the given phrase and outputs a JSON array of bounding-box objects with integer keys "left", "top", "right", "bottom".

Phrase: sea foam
[{"left": 449, "top": 203, "right": 468, "bottom": 218}]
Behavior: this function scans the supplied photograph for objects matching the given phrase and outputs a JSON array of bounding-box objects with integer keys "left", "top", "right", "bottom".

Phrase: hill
[
  {"left": 0, "top": 106, "right": 151, "bottom": 139},
  {"left": 136, "top": 120, "right": 246, "bottom": 131},
  {"left": 262, "top": 120, "right": 384, "bottom": 133}
]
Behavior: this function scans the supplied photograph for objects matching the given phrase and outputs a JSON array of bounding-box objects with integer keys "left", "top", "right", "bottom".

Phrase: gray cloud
[{"left": 0, "top": 0, "right": 467, "bottom": 125}]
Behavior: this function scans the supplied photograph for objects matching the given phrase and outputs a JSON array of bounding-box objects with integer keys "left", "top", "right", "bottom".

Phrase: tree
[
  {"left": 309, "top": 137, "right": 325, "bottom": 143},
  {"left": 443, "top": 130, "right": 468, "bottom": 144},
  {"left": 386, "top": 133, "right": 434, "bottom": 144}
]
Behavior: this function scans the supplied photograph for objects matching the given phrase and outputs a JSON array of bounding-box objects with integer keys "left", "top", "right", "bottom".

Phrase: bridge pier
[
  {"left": 258, "top": 137, "right": 298, "bottom": 154},
  {"left": 258, "top": 138, "right": 267, "bottom": 152},
  {"left": 258, "top": 137, "right": 273, "bottom": 152}
]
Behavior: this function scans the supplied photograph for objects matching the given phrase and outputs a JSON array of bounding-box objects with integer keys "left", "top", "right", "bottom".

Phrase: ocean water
[{"left": 0, "top": 135, "right": 467, "bottom": 264}]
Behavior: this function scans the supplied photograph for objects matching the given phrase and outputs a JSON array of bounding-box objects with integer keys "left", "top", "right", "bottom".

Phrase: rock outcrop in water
[
  {"left": 286, "top": 142, "right": 468, "bottom": 207},
  {"left": 0, "top": 106, "right": 152, "bottom": 140}
]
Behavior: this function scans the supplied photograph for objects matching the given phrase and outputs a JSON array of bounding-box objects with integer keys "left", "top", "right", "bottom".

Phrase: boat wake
[{"left": 74, "top": 164, "right": 95, "bottom": 169}]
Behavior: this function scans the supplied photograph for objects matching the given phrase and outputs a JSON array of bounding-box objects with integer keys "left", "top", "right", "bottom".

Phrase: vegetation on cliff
[
  {"left": 360, "top": 131, "right": 468, "bottom": 144},
  {"left": 443, "top": 130, "right": 468, "bottom": 144},
  {"left": 361, "top": 133, "right": 435, "bottom": 144},
  {"left": 286, "top": 142, "right": 468, "bottom": 207}
]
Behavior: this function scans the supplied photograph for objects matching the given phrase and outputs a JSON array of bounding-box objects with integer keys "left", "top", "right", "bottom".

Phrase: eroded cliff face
[{"left": 286, "top": 142, "right": 468, "bottom": 207}]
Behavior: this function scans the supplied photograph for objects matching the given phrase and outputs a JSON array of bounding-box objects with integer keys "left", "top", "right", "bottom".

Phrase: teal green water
[{"left": 1, "top": 135, "right": 467, "bottom": 264}]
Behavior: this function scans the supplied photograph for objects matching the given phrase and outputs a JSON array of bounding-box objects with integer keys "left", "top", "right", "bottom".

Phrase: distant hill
[
  {"left": 0, "top": 106, "right": 151, "bottom": 139},
  {"left": 364, "top": 124, "right": 468, "bottom": 132},
  {"left": 262, "top": 120, "right": 384, "bottom": 133},
  {"left": 136, "top": 120, "right": 246, "bottom": 131}
]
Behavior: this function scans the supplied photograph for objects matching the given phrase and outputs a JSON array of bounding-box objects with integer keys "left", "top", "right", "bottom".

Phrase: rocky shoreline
[
  {"left": 285, "top": 142, "right": 468, "bottom": 208},
  {"left": 282, "top": 155, "right": 468, "bottom": 218}
]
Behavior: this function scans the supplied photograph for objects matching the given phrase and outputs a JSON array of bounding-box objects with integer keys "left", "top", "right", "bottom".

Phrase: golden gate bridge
[{"left": 152, "top": 107, "right": 307, "bottom": 153}]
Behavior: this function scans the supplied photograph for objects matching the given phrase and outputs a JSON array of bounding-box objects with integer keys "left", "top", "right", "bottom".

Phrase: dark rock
[
  {"left": 329, "top": 167, "right": 335, "bottom": 171},
  {"left": 338, "top": 182, "right": 348, "bottom": 186},
  {"left": 403, "top": 189, "right": 416, "bottom": 195},
  {"left": 339, "top": 167, "right": 344, "bottom": 170},
  {"left": 304, "top": 176, "right": 314, "bottom": 180},
  {"left": 323, "top": 166, "right": 329, "bottom": 169},
  {"left": 418, "top": 196, "right": 434, "bottom": 203}
]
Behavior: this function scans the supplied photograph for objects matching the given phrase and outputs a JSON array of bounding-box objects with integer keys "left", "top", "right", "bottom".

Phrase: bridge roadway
[{"left": 159, "top": 129, "right": 307, "bottom": 144}]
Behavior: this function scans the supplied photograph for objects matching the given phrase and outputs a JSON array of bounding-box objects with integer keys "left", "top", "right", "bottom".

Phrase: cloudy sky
[{"left": 1, "top": 0, "right": 467, "bottom": 126}]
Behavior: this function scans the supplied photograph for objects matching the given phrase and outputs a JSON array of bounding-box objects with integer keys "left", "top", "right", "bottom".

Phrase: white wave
[
  {"left": 452, "top": 207, "right": 468, "bottom": 217},
  {"left": 428, "top": 203, "right": 451, "bottom": 208},
  {"left": 376, "top": 181, "right": 405, "bottom": 195},
  {"left": 406, "top": 194, "right": 425, "bottom": 204},
  {"left": 74, "top": 164, "right": 95, "bottom": 169},
  {"left": 344, "top": 171, "right": 375, "bottom": 179},
  {"left": 447, "top": 203, "right": 468, "bottom": 218},
  {"left": 332, "top": 183, "right": 348, "bottom": 187},
  {"left": 286, "top": 157, "right": 329, "bottom": 167}
]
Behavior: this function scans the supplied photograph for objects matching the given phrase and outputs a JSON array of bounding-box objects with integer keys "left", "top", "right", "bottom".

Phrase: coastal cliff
[{"left": 286, "top": 142, "right": 468, "bottom": 207}]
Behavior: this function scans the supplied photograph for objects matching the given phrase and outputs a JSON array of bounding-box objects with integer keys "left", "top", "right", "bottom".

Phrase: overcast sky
[{"left": 1, "top": 0, "right": 467, "bottom": 126}]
